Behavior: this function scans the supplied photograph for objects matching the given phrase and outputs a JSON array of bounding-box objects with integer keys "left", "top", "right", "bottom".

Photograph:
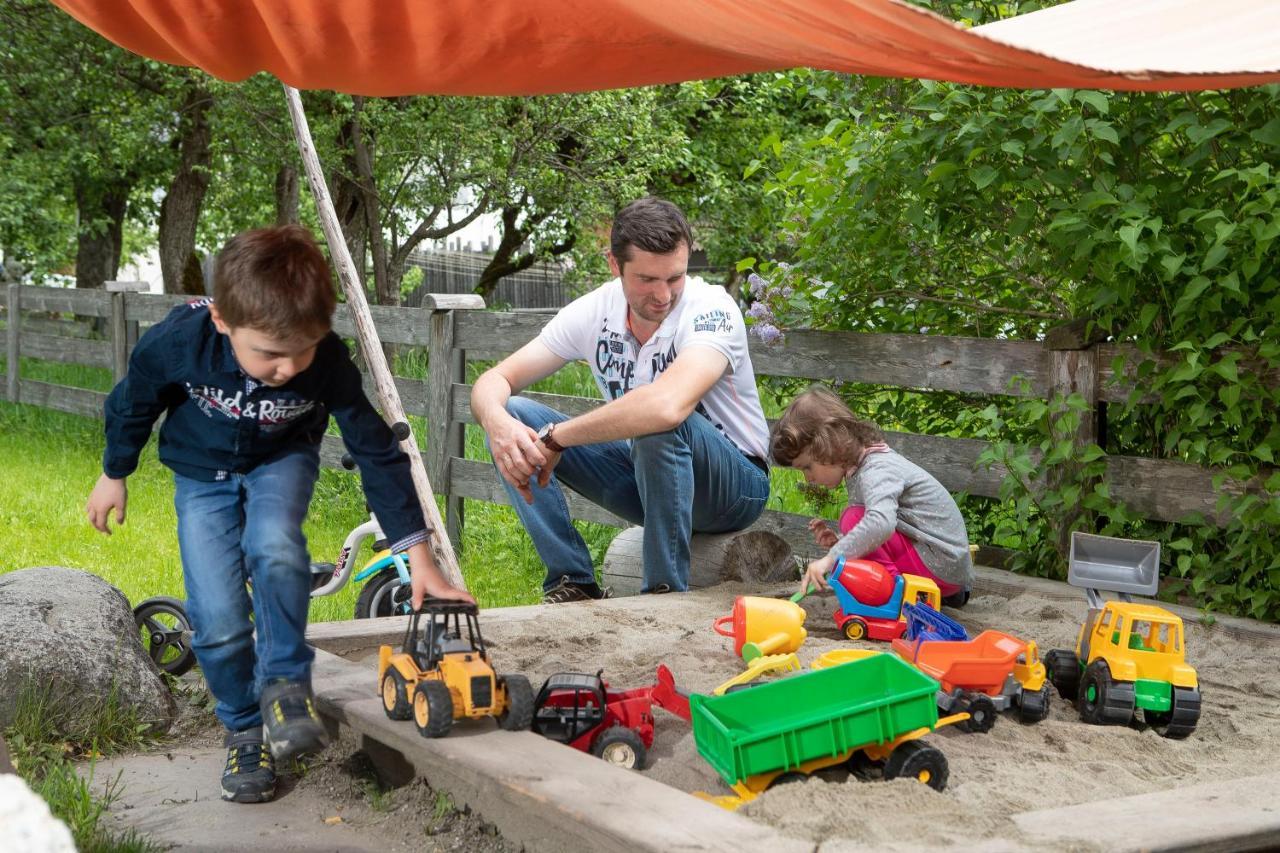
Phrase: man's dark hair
[
  {"left": 213, "top": 225, "right": 336, "bottom": 340},
  {"left": 609, "top": 197, "right": 693, "bottom": 269}
]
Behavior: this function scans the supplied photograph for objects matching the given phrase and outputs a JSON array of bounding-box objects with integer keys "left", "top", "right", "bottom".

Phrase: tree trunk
[
  {"left": 474, "top": 204, "right": 574, "bottom": 302},
  {"left": 74, "top": 175, "right": 131, "bottom": 290},
  {"left": 274, "top": 164, "right": 300, "bottom": 225},
  {"left": 158, "top": 84, "right": 213, "bottom": 296}
]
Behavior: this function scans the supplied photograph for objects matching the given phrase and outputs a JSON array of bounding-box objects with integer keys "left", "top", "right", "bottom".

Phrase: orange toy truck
[{"left": 891, "top": 630, "right": 1051, "bottom": 732}]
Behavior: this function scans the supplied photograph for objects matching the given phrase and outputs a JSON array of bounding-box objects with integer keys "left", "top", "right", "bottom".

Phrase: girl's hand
[
  {"left": 808, "top": 517, "right": 838, "bottom": 549},
  {"left": 798, "top": 553, "right": 837, "bottom": 600}
]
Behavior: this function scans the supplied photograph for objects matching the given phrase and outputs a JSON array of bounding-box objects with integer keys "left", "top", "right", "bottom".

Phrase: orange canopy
[{"left": 50, "top": 0, "right": 1280, "bottom": 95}]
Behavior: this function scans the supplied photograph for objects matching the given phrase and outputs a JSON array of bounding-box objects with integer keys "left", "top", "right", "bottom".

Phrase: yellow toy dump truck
[
  {"left": 378, "top": 599, "right": 533, "bottom": 738},
  {"left": 1044, "top": 533, "right": 1201, "bottom": 738}
]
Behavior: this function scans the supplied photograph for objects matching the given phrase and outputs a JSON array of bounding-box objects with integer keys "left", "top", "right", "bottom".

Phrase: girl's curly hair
[{"left": 770, "top": 385, "right": 884, "bottom": 467}]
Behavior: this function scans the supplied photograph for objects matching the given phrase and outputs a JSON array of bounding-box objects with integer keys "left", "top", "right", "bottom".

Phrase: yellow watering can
[{"left": 713, "top": 595, "right": 807, "bottom": 662}]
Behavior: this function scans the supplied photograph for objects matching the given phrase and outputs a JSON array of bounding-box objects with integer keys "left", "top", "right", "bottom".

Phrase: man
[{"left": 471, "top": 197, "right": 771, "bottom": 603}]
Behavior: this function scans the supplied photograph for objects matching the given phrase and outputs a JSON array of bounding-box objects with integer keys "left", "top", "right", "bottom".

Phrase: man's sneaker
[
  {"left": 642, "top": 583, "right": 673, "bottom": 595},
  {"left": 221, "top": 727, "right": 275, "bottom": 803},
  {"left": 260, "top": 679, "right": 330, "bottom": 762},
  {"left": 542, "top": 577, "right": 613, "bottom": 604}
]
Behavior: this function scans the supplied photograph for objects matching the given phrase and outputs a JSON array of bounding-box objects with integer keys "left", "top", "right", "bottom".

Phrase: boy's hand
[
  {"left": 798, "top": 553, "right": 837, "bottom": 600},
  {"left": 86, "top": 474, "right": 128, "bottom": 535},
  {"left": 808, "top": 517, "right": 838, "bottom": 549},
  {"left": 406, "top": 542, "right": 475, "bottom": 609}
]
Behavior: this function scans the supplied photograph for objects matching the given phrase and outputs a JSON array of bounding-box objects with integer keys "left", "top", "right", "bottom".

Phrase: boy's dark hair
[
  {"left": 212, "top": 225, "right": 336, "bottom": 340},
  {"left": 610, "top": 197, "right": 693, "bottom": 269},
  {"left": 770, "top": 385, "right": 885, "bottom": 467}
]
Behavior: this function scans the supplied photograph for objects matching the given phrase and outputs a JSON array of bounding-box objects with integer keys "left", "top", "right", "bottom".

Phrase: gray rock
[{"left": 0, "top": 567, "right": 175, "bottom": 734}]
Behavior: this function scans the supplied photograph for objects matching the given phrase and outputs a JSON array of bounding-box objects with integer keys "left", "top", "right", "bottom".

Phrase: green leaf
[
  {"left": 1250, "top": 117, "right": 1280, "bottom": 147},
  {"left": 970, "top": 165, "right": 999, "bottom": 190},
  {"left": 926, "top": 161, "right": 959, "bottom": 184},
  {"left": 1075, "top": 91, "right": 1110, "bottom": 115},
  {"left": 735, "top": 257, "right": 756, "bottom": 272}
]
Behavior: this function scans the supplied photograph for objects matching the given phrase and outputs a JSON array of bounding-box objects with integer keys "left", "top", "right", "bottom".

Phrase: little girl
[{"left": 770, "top": 386, "right": 973, "bottom": 608}]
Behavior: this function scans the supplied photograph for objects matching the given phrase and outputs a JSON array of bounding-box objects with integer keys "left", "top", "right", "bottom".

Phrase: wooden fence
[{"left": 3, "top": 283, "right": 1273, "bottom": 565}]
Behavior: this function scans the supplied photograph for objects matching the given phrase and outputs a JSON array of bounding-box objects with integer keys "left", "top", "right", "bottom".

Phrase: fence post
[
  {"left": 424, "top": 293, "right": 486, "bottom": 553},
  {"left": 1043, "top": 318, "right": 1105, "bottom": 557},
  {"left": 6, "top": 284, "right": 19, "bottom": 402},
  {"left": 106, "top": 281, "right": 148, "bottom": 383}
]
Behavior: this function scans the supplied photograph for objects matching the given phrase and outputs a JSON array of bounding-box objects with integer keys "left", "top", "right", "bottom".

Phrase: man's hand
[
  {"left": 406, "top": 542, "right": 475, "bottom": 609},
  {"left": 808, "top": 517, "right": 839, "bottom": 549},
  {"left": 535, "top": 440, "right": 562, "bottom": 488},
  {"left": 798, "top": 553, "right": 837, "bottom": 600},
  {"left": 86, "top": 474, "right": 128, "bottom": 535},
  {"left": 489, "top": 416, "right": 547, "bottom": 504}
]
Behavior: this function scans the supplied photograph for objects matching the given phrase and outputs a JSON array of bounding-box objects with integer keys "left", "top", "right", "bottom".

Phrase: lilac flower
[
  {"left": 747, "top": 272, "right": 768, "bottom": 298},
  {"left": 746, "top": 301, "right": 773, "bottom": 321},
  {"left": 753, "top": 322, "right": 784, "bottom": 345}
]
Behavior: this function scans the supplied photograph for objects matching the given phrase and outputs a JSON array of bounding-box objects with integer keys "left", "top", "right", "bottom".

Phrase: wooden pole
[
  {"left": 281, "top": 84, "right": 465, "bottom": 590},
  {"left": 6, "top": 284, "right": 19, "bottom": 402}
]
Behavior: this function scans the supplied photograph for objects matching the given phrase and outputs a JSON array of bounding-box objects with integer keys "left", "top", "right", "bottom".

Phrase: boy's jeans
[
  {"left": 495, "top": 396, "right": 770, "bottom": 593},
  {"left": 173, "top": 445, "right": 319, "bottom": 732}
]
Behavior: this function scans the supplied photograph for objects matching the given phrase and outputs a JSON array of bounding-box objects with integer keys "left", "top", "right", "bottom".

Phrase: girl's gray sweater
[{"left": 827, "top": 450, "right": 974, "bottom": 589}]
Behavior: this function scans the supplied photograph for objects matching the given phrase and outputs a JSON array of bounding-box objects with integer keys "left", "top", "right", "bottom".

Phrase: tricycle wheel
[
  {"left": 842, "top": 617, "right": 868, "bottom": 641},
  {"left": 1045, "top": 649, "right": 1081, "bottom": 700},
  {"left": 591, "top": 725, "right": 646, "bottom": 770},
  {"left": 884, "top": 740, "right": 948, "bottom": 792},
  {"left": 497, "top": 674, "right": 534, "bottom": 731},
  {"left": 955, "top": 693, "right": 997, "bottom": 734},
  {"left": 355, "top": 566, "right": 411, "bottom": 619},
  {"left": 133, "top": 596, "right": 196, "bottom": 677},
  {"left": 1078, "top": 660, "right": 1135, "bottom": 726},
  {"left": 1017, "top": 684, "right": 1052, "bottom": 724},
  {"left": 1144, "top": 686, "right": 1201, "bottom": 739},
  {"left": 381, "top": 669, "right": 413, "bottom": 720},
  {"left": 414, "top": 680, "right": 454, "bottom": 738}
]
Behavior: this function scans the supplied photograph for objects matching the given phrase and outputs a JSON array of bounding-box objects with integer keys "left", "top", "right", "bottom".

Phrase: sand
[{"left": 470, "top": 577, "right": 1280, "bottom": 850}]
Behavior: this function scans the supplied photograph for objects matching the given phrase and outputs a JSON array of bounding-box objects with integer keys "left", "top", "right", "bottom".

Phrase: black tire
[
  {"left": 842, "top": 618, "right": 868, "bottom": 641},
  {"left": 591, "top": 726, "right": 647, "bottom": 770},
  {"left": 847, "top": 751, "right": 884, "bottom": 781},
  {"left": 884, "top": 740, "right": 948, "bottom": 792},
  {"left": 497, "top": 674, "right": 535, "bottom": 731},
  {"left": 1144, "top": 686, "right": 1201, "bottom": 739},
  {"left": 133, "top": 596, "right": 196, "bottom": 677},
  {"left": 355, "top": 566, "right": 410, "bottom": 619},
  {"left": 414, "top": 680, "right": 454, "bottom": 738},
  {"left": 1018, "top": 684, "right": 1052, "bottom": 724},
  {"left": 955, "top": 693, "right": 998, "bottom": 734},
  {"left": 1078, "top": 660, "right": 1135, "bottom": 725},
  {"left": 768, "top": 771, "right": 808, "bottom": 788},
  {"left": 1045, "top": 649, "right": 1081, "bottom": 701},
  {"left": 381, "top": 669, "right": 413, "bottom": 721}
]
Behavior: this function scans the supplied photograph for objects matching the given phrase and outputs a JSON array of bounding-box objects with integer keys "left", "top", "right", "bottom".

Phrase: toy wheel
[
  {"left": 381, "top": 669, "right": 413, "bottom": 721},
  {"left": 847, "top": 751, "right": 884, "bottom": 781},
  {"left": 1078, "top": 660, "right": 1135, "bottom": 726},
  {"left": 497, "top": 674, "right": 535, "bottom": 731},
  {"left": 355, "top": 566, "right": 411, "bottom": 619},
  {"left": 591, "top": 726, "right": 647, "bottom": 770},
  {"left": 955, "top": 693, "right": 997, "bottom": 734},
  {"left": 133, "top": 596, "right": 196, "bottom": 677},
  {"left": 1017, "top": 684, "right": 1052, "bottom": 724},
  {"left": 884, "top": 740, "right": 948, "bottom": 792},
  {"left": 1144, "top": 686, "right": 1201, "bottom": 739},
  {"left": 414, "top": 680, "right": 454, "bottom": 738},
  {"left": 842, "top": 618, "right": 868, "bottom": 641},
  {"left": 1045, "top": 649, "right": 1081, "bottom": 700},
  {"left": 768, "top": 772, "right": 808, "bottom": 789}
]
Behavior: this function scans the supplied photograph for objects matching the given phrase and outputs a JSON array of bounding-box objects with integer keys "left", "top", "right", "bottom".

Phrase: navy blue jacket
[{"left": 102, "top": 300, "right": 427, "bottom": 546}]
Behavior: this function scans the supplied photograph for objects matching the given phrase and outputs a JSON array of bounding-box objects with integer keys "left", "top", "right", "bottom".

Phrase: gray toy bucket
[{"left": 1068, "top": 532, "right": 1160, "bottom": 597}]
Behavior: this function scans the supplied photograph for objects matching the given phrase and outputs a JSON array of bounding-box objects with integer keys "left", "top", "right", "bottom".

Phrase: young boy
[
  {"left": 770, "top": 386, "right": 974, "bottom": 608},
  {"left": 86, "top": 225, "right": 471, "bottom": 804}
]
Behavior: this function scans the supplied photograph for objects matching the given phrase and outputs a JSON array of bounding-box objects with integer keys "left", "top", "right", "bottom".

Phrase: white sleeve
[
  {"left": 678, "top": 288, "right": 747, "bottom": 372},
  {"left": 538, "top": 289, "right": 597, "bottom": 361}
]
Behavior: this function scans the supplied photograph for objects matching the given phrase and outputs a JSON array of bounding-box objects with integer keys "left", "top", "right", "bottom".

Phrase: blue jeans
[
  {"left": 495, "top": 396, "right": 770, "bottom": 592},
  {"left": 173, "top": 445, "right": 319, "bottom": 732}
]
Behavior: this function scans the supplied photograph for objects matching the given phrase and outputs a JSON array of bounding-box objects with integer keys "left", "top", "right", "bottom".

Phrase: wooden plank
[
  {"left": 455, "top": 310, "right": 548, "bottom": 354},
  {"left": 1104, "top": 454, "right": 1262, "bottom": 526},
  {"left": 426, "top": 310, "right": 456, "bottom": 501},
  {"left": 19, "top": 333, "right": 112, "bottom": 369},
  {"left": 418, "top": 293, "right": 485, "bottom": 310},
  {"left": 360, "top": 373, "right": 426, "bottom": 417},
  {"left": 450, "top": 385, "right": 604, "bottom": 422},
  {"left": 1097, "top": 342, "right": 1280, "bottom": 404},
  {"left": 331, "top": 303, "right": 432, "bottom": 346},
  {"left": 309, "top": 650, "right": 812, "bottom": 853},
  {"left": 123, "top": 292, "right": 192, "bottom": 324},
  {"left": 6, "top": 285, "right": 18, "bottom": 401},
  {"left": 109, "top": 290, "right": 129, "bottom": 381},
  {"left": 448, "top": 457, "right": 631, "bottom": 527},
  {"left": 1011, "top": 773, "right": 1280, "bottom": 852},
  {"left": 17, "top": 285, "right": 110, "bottom": 318},
  {"left": 17, "top": 381, "right": 105, "bottom": 418}
]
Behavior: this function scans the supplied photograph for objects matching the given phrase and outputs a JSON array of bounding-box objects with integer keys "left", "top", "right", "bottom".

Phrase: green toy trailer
[{"left": 690, "top": 652, "right": 964, "bottom": 807}]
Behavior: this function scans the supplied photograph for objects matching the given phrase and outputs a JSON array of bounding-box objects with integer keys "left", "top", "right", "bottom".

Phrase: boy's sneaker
[
  {"left": 260, "top": 679, "right": 330, "bottom": 762},
  {"left": 542, "top": 577, "right": 613, "bottom": 604},
  {"left": 942, "top": 588, "right": 971, "bottom": 609},
  {"left": 221, "top": 727, "right": 275, "bottom": 803}
]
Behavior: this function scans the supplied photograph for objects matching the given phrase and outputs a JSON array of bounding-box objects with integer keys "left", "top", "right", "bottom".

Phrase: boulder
[{"left": 0, "top": 567, "right": 175, "bottom": 734}]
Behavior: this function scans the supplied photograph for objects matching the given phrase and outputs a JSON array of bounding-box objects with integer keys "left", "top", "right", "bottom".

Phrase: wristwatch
[{"left": 536, "top": 422, "right": 565, "bottom": 453}]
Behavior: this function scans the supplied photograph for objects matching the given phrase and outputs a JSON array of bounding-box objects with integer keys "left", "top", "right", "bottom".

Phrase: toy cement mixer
[
  {"left": 827, "top": 557, "right": 944, "bottom": 641},
  {"left": 714, "top": 596, "right": 807, "bottom": 661}
]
